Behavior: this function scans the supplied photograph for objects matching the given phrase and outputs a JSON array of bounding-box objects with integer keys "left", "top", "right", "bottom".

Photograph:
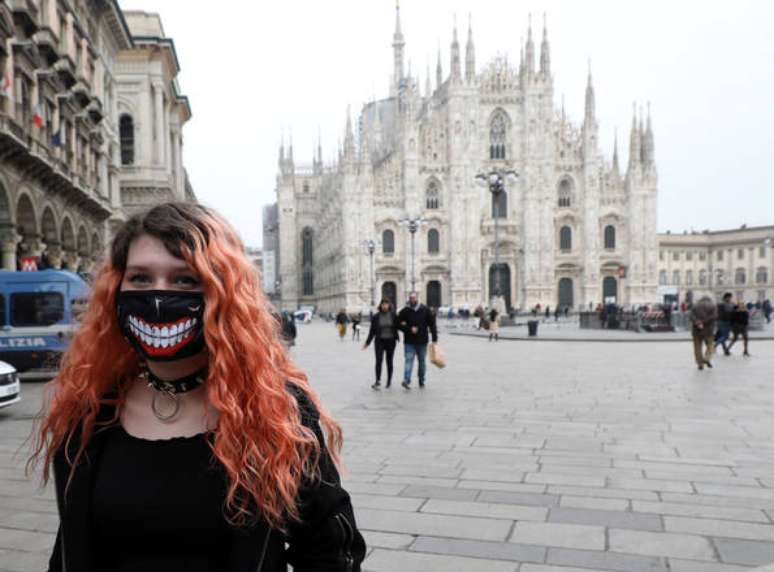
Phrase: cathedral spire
[
  {"left": 584, "top": 59, "right": 596, "bottom": 125},
  {"left": 525, "top": 14, "right": 535, "bottom": 76},
  {"left": 643, "top": 102, "right": 655, "bottom": 166},
  {"left": 425, "top": 60, "right": 432, "bottom": 97},
  {"left": 392, "top": 0, "right": 405, "bottom": 94},
  {"left": 450, "top": 16, "right": 462, "bottom": 84},
  {"left": 288, "top": 132, "right": 294, "bottom": 163},
  {"left": 612, "top": 129, "right": 620, "bottom": 175},
  {"left": 436, "top": 42, "right": 443, "bottom": 89},
  {"left": 465, "top": 13, "right": 476, "bottom": 84},
  {"left": 279, "top": 132, "right": 285, "bottom": 165},
  {"left": 539, "top": 13, "right": 551, "bottom": 77},
  {"left": 343, "top": 105, "right": 355, "bottom": 162},
  {"left": 628, "top": 102, "right": 641, "bottom": 173}
]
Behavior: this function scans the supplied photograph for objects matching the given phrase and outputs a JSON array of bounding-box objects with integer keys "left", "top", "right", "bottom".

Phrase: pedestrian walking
[
  {"left": 351, "top": 312, "right": 362, "bottom": 342},
  {"left": 727, "top": 301, "right": 751, "bottom": 357},
  {"left": 280, "top": 310, "right": 297, "bottom": 349},
  {"left": 398, "top": 291, "right": 438, "bottom": 389},
  {"left": 488, "top": 308, "right": 500, "bottom": 342},
  {"left": 545, "top": 305, "right": 550, "bottom": 320},
  {"left": 335, "top": 309, "right": 348, "bottom": 341},
  {"left": 362, "top": 299, "right": 400, "bottom": 389},
  {"left": 763, "top": 299, "right": 772, "bottom": 324},
  {"left": 714, "top": 292, "right": 735, "bottom": 355},
  {"left": 554, "top": 306, "right": 560, "bottom": 321},
  {"left": 690, "top": 295, "right": 717, "bottom": 370},
  {"left": 28, "top": 202, "right": 365, "bottom": 571}
]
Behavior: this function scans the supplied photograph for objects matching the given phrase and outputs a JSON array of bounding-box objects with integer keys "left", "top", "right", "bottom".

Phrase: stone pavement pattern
[{"left": 1, "top": 321, "right": 774, "bottom": 571}]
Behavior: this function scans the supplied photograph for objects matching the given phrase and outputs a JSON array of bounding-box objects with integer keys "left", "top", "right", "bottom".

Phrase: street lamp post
[
  {"left": 399, "top": 217, "right": 427, "bottom": 293},
  {"left": 475, "top": 169, "right": 518, "bottom": 308},
  {"left": 362, "top": 239, "right": 376, "bottom": 307}
]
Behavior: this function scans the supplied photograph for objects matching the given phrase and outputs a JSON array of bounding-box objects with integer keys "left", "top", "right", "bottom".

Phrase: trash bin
[{"left": 527, "top": 320, "right": 539, "bottom": 337}]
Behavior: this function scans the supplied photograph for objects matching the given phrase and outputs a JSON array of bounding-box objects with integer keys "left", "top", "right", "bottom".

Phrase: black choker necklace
[
  {"left": 141, "top": 366, "right": 207, "bottom": 395},
  {"left": 139, "top": 366, "right": 208, "bottom": 423}
]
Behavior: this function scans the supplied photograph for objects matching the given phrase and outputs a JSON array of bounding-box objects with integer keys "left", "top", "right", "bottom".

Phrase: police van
[{"left": 0, "top": 270, "right": 90, "bottom": 376}]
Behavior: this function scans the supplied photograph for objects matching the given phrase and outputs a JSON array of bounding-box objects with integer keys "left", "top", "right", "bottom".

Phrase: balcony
[
  {"left": 32, "top": 28, "right": 58, "bottom": 65},
  {"left": 0, "top": 3, "right": 14, "bottom": 47},
  {"left": 86, "top": 98, "right": 103, "bottom": 124},
  {"left": 71, "top": 81, "right": 90, "bottom": 108},
  {"left": 54, "top": 56, "right": 76, "bottom": 88},
  {"left": 9, "top": 0, "right": 37, "bottom": 35},
  {"left": 0, "top": 114, "right": 111, "bottom": 219}
]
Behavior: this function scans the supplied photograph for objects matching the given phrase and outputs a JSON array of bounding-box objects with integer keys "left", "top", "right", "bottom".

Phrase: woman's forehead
[{"left": 126, "top": 235, "right": 189, "bottom": 270}]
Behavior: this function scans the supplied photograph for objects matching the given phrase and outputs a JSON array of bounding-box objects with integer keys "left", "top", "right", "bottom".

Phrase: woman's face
[
  {"left": 121, "top": 234, "right": 202, "bottom": 293},
  {"left": 380, "top": 302, "right": 390, "bottom": 313}
]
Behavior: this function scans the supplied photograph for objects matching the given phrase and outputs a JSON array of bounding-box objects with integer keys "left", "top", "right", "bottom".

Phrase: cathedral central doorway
[
  {"left": 558, "top": 278, "right": 574, "bottom": 309},
  {"left": 488, "top": 263, "right": 512, "bottom": 310},
  {"left": 381, "top": 281, "right": 397, "bottom": 307},
  {"left": 426, "top": 280, "right": 442, "bottom": 309},
  {"left": 602, "top": 276, "right": 618, "bottom": 304}
]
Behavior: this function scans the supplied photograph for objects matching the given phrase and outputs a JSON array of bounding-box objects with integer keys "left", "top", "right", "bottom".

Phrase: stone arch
[
  {"left": 15, "top": 193, "right": 38, "bottom": 237},
  {"left": 91, "top": 232, "right": 102, "bottom": 259},
  {"left": 425, "top": 177, "right": 442, "bottom": 210},
  {"left": 77, "top": 225, "right": 90, "bottom": 256},
  {"left": 0, "top": 180, "right": 12, "bottom": 225},
  {"left": 41, "top": 205, "right": 58, "bottom": 244},
  {"left": 61, "top": 217, "right": 76, "bottom": 251}
]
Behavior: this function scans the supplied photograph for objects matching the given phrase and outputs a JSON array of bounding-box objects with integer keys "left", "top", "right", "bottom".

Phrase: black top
[
  {"left": 397, "top": 304, "right": 438, "bottom": 345},
  {"left": 92, "top": 425, "right": 232, "bottom": 572},
  {"left": 364, "top": 311, "right": 400, "bottom": 346}
]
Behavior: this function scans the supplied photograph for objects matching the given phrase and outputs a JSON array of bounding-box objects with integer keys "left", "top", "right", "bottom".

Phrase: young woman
[
  {"left": 29, "top": 203, "right": 365, "bottom": 571},
  {"left": 362, "top": 299, "right": 399, "bottom": 389}
]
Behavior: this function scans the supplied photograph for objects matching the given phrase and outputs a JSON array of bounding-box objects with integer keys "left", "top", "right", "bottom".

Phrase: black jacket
[
  {"left": 48, "top": 385, "right": 365, "bottom": 572},
  {"left": 397, "top": 304, "right": 438, "bottom": 345},
  {"left": 363, "top": 311, "right": 400, "bottom": 346}
]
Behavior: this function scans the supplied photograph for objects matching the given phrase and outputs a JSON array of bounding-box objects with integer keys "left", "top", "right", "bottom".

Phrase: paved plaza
[{"left": 2, "top": 321, "right": 774, "bottom": 571}]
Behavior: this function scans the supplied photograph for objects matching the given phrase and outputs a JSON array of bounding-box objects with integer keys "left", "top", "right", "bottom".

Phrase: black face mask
[{"left": 116, "top": 290, "right": 206, "bottom": 362}]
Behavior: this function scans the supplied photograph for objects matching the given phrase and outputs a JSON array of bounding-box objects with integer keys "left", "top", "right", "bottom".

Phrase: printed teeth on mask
[{"left": 128, "top": 316, "right": 197, "bottom": 348}]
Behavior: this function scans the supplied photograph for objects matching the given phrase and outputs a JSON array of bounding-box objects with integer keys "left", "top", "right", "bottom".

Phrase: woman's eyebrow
[{"left": 125, "top": 264, "right": 193, "bottom": 272}]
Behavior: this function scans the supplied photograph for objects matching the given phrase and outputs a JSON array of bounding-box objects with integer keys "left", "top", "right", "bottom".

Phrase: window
[
  {"left": 302, "top": 181, "right": 310, "bottom": 193},
  {"left": 427, "top": 229, "right": 440, "bottom": 254},
  {"left": 717, "top": 250, "right": 723, "bottom": 261},
  {"left": 604, "top": 225, "right": 616, "bottom": 250},
  {"left": 672, "top": 270, "right": 680, "bottom": 286},
  {"left": 716, "top": 269, "right": 725, "bottom": 285},
  {"left": 737, "top": 248, "right": 744, "bottom": 260},
  {"left": 760, "top": 246, "right": 767, "bottom": 258},
  {"left": 659, "top": 270, "right": 667, "bottom": 285},
  {"left": 672, "top": 251, "right": 679, "bottom": 262},
  {"left": 686, "top": 251, "right": 693, "bottom": 261},
  {"left": 119, "top": 114, "right": 134, "bottom": 165},
  {"left": 559, "top": 226, "right": 572, "bottom": 251},
  {"left": 699, "top": 269, "right": 707, "bottom": 285},
  {"left": 382, "top": 229, "right": 395, "bottom": 255},
  {"left": 0, "top": 294, "right": 4, "bottom": 325},
  {"left": 699, "top": 251, "right": 706, "bottom": 261},
  {"left": 11, "top": 293, "right": 64, "bottom": 327},
  {"left": 492, "top": 189, "right": 507, "bottom": 219},
  {"left": 426, "top": 180, "right": 440, "bottom": 209},
  {"left": 659, "top": 251, "right": 664, "bottom": 262},
  {"left": 558, "top": 179, "right": 572, "bottom": 208},
  {"left": 756, "top": 267, "right": 768, "bottom": 284},
  {"left": 302, "top": 227, "right": 313, "bottom": 296},
  {"left": 735, "top": 268, "right": 746, "bottom": 285},
  {"left": 489, "top": 111, "right": 508, "bottom": 159},
  {"left": 686, "top": 270, "right": 693, "bottom": 286}
]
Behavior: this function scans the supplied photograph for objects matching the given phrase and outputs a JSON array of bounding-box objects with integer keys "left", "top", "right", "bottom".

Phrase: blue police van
[{"left": 0, "top": 270, "right": 90, "bottom": 374}]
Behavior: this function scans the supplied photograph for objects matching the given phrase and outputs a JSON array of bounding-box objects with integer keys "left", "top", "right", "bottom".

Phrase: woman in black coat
[{"left": 362, "top": 299, "right": 400, "bottom": 389}]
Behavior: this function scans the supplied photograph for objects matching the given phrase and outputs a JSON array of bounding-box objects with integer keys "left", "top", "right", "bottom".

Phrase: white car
[{"left": 0, "top": 360, "right": 20, "bottom": 409}]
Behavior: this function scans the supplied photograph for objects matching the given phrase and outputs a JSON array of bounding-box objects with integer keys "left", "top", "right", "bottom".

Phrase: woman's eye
[
  {"left": 175, "top": 276, "right": 200, "bottom": 286},
  {"left": 128, "top": 274, "right": 151, "bottom": 283}
]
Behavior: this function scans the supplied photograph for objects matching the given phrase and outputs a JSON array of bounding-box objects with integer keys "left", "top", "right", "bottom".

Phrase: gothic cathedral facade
[{"left": 275, "top": 8, "right": 658, "bottom": 313}]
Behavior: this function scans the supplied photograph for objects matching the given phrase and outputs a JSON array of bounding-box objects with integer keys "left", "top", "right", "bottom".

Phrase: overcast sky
[{"left": 121, "top": 0, "right": 774, "bottom": 247}]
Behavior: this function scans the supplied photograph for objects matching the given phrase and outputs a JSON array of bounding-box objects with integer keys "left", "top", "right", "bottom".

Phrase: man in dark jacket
[
  {"left": 690, "top": 296, "right": 717, "bottom": 370},
  {"left": 397, "top": 291, "right": 438, "bottom": 389},
  {"left": 714, "top": 292, "right": 734, "bottom": 355}
]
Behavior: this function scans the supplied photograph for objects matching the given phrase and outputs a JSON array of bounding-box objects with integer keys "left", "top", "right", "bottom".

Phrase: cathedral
[{"left": 273, "top": 7, "right": 659, "bottom": 314}]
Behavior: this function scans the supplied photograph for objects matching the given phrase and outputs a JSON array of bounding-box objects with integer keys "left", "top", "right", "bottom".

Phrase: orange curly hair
[{"left": 29, "top": 202, "right": 342, "bottom": 530}]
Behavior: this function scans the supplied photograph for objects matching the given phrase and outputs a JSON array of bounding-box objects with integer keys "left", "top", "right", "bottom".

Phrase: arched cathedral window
[
  {"left": 604, "top": 225, "right": 616, "bottom": 250},
  {"left": 559, "top": 226, "right": 572, "bottom": 251},
  {"left": 428, "top": 229, "right": 440, "bottom": 254},
  {"left": 302, "top": 227, "right": 314, "bottom": 296},
  {"left": 119, "top": 114, "right": 135, "bottom": 165},
  {"left": 558, "top": 178, "right": 573, "bottom": 208},
  {"left": 426, "top": 180, "right": 440, "bottom": 209},
  {"left": 489, "top": 111, "right": 508, "bottom": 160},
  {"left": 382, "top": 229, "right": 395, "bottom": 255}
]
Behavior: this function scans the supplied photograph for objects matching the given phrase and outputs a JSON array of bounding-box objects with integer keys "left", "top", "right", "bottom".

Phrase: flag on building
[
  {"left": 52, "top": 129, "right": 62, "bottom": 147},
  {"left": 20, "top": 257, "right": 38, "bottom": 272},
  {"left": 1, "top": 72, "right": 12, "bottom": 101},
  {"left": 32, "top": 104, "right": 45, "bottom": 128}
]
